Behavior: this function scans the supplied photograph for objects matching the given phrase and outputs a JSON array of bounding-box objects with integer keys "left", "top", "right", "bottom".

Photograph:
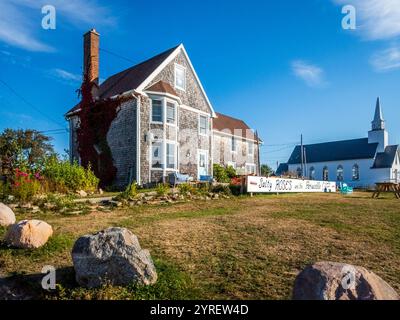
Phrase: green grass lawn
[{"left": 0, "top": 192, "right": 399, "bottom": 300}]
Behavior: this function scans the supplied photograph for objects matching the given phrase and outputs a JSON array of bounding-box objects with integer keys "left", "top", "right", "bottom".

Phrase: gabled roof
[
  {"left": 372, "top": 145, "right": 399, "bottom": 168},
  {"left": 213, "top": 112, "right": 259, "bottom": 141},
  {"left": 66, "top": 44, "right": 216, "bottom": 117},
  {"left": 98, "top": 46, "right": 179, "bottom": 100},
  {"left": 145, "top": 80, "right": 178, "bottom": 97},
  {"left": 288, "top": 138, "right": 379, "bottom": 164}
]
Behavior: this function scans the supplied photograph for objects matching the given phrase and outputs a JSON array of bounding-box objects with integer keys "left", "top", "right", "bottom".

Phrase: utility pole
[
  {"left": 300, "top": 134, "right": 304, "bottom": 178},
  {"left": 304, "top": 147, "right": 307, "bottom": 179}
]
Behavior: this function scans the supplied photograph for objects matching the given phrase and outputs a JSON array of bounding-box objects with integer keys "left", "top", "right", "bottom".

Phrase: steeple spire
[{"left": 372, "top": 97, "right": 385, "bottom": 131}]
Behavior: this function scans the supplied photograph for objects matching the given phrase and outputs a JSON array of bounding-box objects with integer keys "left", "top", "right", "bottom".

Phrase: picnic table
[{"left": 372, "top": 182, "right": 400, "bottom": 199}]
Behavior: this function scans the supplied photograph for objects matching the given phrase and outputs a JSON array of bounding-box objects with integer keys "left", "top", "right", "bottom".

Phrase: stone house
[{"left": 66, "top": 30, "right": 261, "bottom": 187}]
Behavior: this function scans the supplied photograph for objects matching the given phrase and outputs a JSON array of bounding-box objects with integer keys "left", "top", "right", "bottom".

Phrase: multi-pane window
[
  {"left": 175, "top": 64, "right": 186, "bottom": 91},
  {"left": 231, "top": 136, "right": 237, "bottom": 152},
  {"left": 337, "top": 165, "right": 344, "bottom": 181},
  {"left": 199, "top": 115, "right": 208, "bottom": 135},
  {"left": 166, "top": 102, "right": 176, "bottom": 124},
  {"left": 152, "top": 142, "right": 162, "bottom": 168},
  {"left": 248, "top": 141, "right": 254, "bottom": 155},
  {"left": 152, "top": 100, "right": 162, "bottom": 122},
  {"left": 323, "top": 167, "right": 329, "bottom": 181},
  {"left": 352, "top": 164, "right": 360, "bottom": 181},
  {"left": 246, "top": 164, "right": 256, "bottom": 175},
  {"left": 166, "top": 143, "right": 176, "bottom": 169}
]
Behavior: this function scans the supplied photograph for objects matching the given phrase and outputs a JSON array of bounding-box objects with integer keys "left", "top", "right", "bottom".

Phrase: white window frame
[
  {"left": 151, "top": 141, "right": 163, "bottom": 170},
  {"left": 197, "top": 149, "right": 209, "bottom": 179},
  {"left": 245, "top": 163, "right": 256, "bottom": 175},
  {"left": 174, "top": 63, "right": 186, "bottom": 91},
  {"left": 227, "top": 161, "right": 236, "bottom": 169},
  {"left": 166, "top": 100, "right": 177, "bottom": 126},
  {"left": 199, "top": 114, "right": 209, "bottom": 136},
  {"left": 151, "top": 99, "right": 163, "bottom": 124},
  {"left": 231, "top": 136, "right": 237, "bottom": 153},
  {"left": 166, "top": 141, "right": 178, "bottom": 171},
  {"left": 248, "top": 141, "right": 254, "bottom": 156}
]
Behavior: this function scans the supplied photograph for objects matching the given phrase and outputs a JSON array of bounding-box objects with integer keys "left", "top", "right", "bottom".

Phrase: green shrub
[
  {"left": 178, "top": 183, "right": 196, "bottom": 196},
  {"left": 119, "top": 182, "right": 138, "bottom": 200},
  {"left": 10, "top": 169, "right": 41, "bottom": 202},
  {"left": 42, "top": 157, "right": 99, "bottom": 193},
  {"left": 0, "top": 181, "right": 10, "bottom": 200},
  {"left": 226, "top": 165, "right": 237, "bottom": 179},
  {"left": 156, "top": 183, "right": 170, "bottom": 196},
  {"left": 213, "top": 164, "right": 230, "bottom": 183},
  {"left": 211, "top": 184, "right": 232, "bottom": 196}
]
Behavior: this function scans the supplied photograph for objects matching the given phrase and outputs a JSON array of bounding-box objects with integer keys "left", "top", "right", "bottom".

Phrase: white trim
[
  {"left": 144, "top": 90, "right": 182, "bottom": 104},
  {"left": 231, "top": 136, "right": 237, "bottom": 153},
  {"left": 248, "top": 140, "right": 254, "bottom": 156},
  {"left": 198, "top": 114, "right": 209, "bottom": 137},
  {"left": 150, "top": 98, "right": 163, "bottom": 124},
  {"left": 245, "top": 163, "right": 256, "bottom": 175},
  {"left": 180, "top": 104, "right": 212, "bottom": 117},
  {"left": 136, "top": 44, "right": 216, "bottom": 118},
  {"left": 136, "top": 97, "right": 141, "bottom": 185},
  {"left": 166, "top": 99, "right": 178, "bottom": 127},
  {"left": 212, "top": 129, "right": 259, "bottom": 143},
  {"left": 197, "top": 149, "right": 209, "bottom": 179},
  {"left": 174, "top": 63, "right": 186, "bottom": 92}
]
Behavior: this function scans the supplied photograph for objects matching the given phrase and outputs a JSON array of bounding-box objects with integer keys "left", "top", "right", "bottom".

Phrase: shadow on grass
[{"left": 0, "top": 259, "right": 199, "bottom": 300}]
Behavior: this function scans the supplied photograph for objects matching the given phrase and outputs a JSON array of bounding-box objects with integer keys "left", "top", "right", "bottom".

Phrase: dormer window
[{"left": 175, "top": 64, "right": 186, "bottom": 91}]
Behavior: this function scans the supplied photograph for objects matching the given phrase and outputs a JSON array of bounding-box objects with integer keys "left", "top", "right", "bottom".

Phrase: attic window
[{"left": 175, "top": 64, "right": 186, "bottom": 91}]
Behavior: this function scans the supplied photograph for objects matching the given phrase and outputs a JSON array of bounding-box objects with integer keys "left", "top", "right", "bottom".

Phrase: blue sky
[{"left": 1, "top": 0, "right": 400, "bottom": 169}]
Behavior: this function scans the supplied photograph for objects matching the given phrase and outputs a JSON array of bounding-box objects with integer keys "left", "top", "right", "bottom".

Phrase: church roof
[
  {"left": 372, "top": 145, "right": 399, "bottom": 169},
  {"left": 287, "top": 138, "right": 379, "bottom": 165},
  {"left": 276, "top": 163, "right": 289, "bottom": 175}
]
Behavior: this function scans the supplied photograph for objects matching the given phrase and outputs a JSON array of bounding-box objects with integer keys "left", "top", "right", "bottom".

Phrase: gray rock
[
  {"left": 71, "top": 227, "right": 157, "bottom": 288},
  {"left": 293, "top": 261, "right": 399, "bottom": 300},
  {"left": 0, "top": 203, "right": 16, "bottom": 227}
]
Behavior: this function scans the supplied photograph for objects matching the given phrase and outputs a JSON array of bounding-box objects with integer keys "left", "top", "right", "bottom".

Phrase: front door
[{"left": 198, "top": 150, "right": 208, "bottom": 179}]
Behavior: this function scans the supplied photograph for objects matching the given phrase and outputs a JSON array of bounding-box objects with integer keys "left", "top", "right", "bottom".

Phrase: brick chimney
[{"left": 83, "top": 29, "right": 99, "bottom": 86}]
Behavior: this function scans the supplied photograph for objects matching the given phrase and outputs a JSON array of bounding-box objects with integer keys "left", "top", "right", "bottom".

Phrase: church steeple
[{"left": 371, "top": 97, "right": 385, "bottom": 131}]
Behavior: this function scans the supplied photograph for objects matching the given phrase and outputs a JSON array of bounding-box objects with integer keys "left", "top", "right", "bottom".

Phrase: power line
[
  {"left": 0, "top": 79, "right": 67, "bottom": 129},
  {"left": 100, "top": 48, "right": 136, "bottom": 63}
]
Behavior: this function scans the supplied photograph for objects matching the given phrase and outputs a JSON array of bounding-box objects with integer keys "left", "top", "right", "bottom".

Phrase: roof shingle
[
  {"left": 213, "top": 112, "right": 258, "bottom": 141},
  {"left": 288, "top": 138, "right": 379, "bottom": 164}
]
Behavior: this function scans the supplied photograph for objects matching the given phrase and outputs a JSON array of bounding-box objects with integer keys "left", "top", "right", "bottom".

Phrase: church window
[
  {"left": 309, "top": 167, "right": 315, "bottom": 180},
  {"left": 323, "top": 167, "right": 329, "bottom": 181},
  {"left": 337, "top": 165, "right": 344, "bottom": 181},
  {"left": 352, "top": 164, "right": 360, "bottom": 181}
]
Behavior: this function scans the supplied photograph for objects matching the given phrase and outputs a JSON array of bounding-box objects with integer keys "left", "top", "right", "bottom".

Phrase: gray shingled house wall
[
  {"left": 106, "top": 99, "right": 137, "bottom": 188},
  {"left": 213, "top": 132, "right": 259, "bottom": 174}
]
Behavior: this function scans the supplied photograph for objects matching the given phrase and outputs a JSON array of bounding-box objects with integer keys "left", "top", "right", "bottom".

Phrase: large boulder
[
  {"left": 71, "top": 227, "right": 157, "bottom": 288},
  {"left": 4, "top": 220, "right": 53, "bottom": 249},
  {"left": 293, "top": 261, "right": 399, "bottom": 300},
  {"left": 0, "top": 203, "right": 16, "bottom": 227}
]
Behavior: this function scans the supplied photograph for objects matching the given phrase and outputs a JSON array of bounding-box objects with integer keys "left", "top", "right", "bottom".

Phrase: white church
[{"left": 277, "top": 98, "right": 400, "bottom": 188}]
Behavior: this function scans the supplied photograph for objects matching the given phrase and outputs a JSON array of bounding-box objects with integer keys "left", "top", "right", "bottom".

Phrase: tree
[
  {"left": 0, "top": 129, "right": 55, "bottom": 175},
  {"left": 261, "top": 164, "right": 273, "bottom": 177}
]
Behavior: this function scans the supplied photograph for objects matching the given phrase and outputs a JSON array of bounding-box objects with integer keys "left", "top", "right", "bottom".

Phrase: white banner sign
[{"left": 247, "top": 176, "right": 336, "bottom": 193}]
